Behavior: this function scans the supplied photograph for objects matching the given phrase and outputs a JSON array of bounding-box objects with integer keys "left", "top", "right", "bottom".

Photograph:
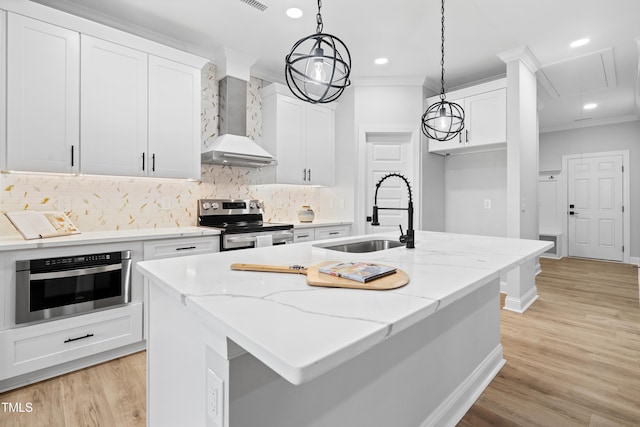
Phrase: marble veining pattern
[
  {"left": 137, "top": 230, "right": 552, "bottom": 384},
  {"left": 0, "top": 64, "right": 344, "bottom": 238}
]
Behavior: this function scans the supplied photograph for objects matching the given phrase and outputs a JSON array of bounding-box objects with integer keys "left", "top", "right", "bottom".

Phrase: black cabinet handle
[
  {"left": 176, "top": 246, "right": 196, "bottom": 251},
  {"left": 302, "top": 168, "right": 307, "bottom": 181},
  {"left": 71, "top": 146, "right": 75, "bottom": 167},
  {"left": 152, "top": 154, "right": 156, "bottom": 172},
  {"left": 64, "top": 333, "right": 94, "bottom": 343},
  {"left": 142, "top": 153, "right": 145, "bottom": 171},
  {"left": 308, "top": 169, "right": 311, "bottom": 181}
]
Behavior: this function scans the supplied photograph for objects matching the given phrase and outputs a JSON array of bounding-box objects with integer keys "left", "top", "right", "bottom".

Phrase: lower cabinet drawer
[
  {"left": 315, "top": 226, "right": 350, "bottom": 241},
  {"left": 0, "top": 303, "right": 143, "bottom": 380},
  {"left": 143, "top": 237, "right": 220, "bottom": 260},
  {"left": 293, "top": 229, "right": 315, "bottom": 243}
]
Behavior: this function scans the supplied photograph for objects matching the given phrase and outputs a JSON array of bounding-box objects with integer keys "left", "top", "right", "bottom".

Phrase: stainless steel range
[{"left": 198, "top": 199, "right": 294, "bottom": 251}]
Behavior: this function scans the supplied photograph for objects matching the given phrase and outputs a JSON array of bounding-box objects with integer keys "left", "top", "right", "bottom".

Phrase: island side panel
[
  {"left": 226, "top": 278, "right": 503, "bottom": 427},
  {"left": 147, "top": 281, "right": 231, "bottom": 427}
]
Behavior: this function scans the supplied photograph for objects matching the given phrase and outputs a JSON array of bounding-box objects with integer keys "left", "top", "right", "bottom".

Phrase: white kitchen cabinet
[
  {"left": 293, "top": 224, "right": 350, "bottom": 243},
  {"left": 428, "top": 80, "right": 507, "bottom": 155},
  {"left": 262, "top": 83, "right": 336, "bottom": 186},
  {"left": 293, "top": 228, "right": 315, "bottom": 243},
  {"left": 0, "top": 303, "right": 142, "bottom": 381},
  {"left": 2, "top": 5, "right": 205, "bottom": 179},
  {"left": 80, "top": 35, "right": 148, "bottom": 176},
  {"left": 315, "top": 225, "right": 350, "bottom": 241},
  {"left": 142, "top": 236, "right": 219, "bottom": 339},
  {"left": 143, "top": 237, "right": 219, "bottom": 260},
  {"left": 6, "top": 13, "right": 80, "bottom": 173},
  {"left": 148, "top": 56, "right": 201, "bottom": 180}
]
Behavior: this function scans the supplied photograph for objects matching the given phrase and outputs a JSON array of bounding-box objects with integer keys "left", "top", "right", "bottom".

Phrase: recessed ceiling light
[
  {"left": 570, "top": 38, "right": 590, "bottom": 48},
  {"left": 286, "top": 7, "right": 303, "bottom": 19},
  {"left": 374, "top": 57, "right": 388, "bottom": 65},
  {"left": 583, "top": 103, "right": 597, "bottom": 110}
]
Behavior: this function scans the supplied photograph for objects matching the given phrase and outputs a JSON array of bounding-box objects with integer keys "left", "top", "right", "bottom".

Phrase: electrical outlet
[
  {"left": 58, "top": 196, "right": 72, "bottom": 212},
  {"left": 483, "top": 199, "right": 491, "bottom": 210},
  {"left": 207, "top": 369, "right": 224, "bottom": 427}
]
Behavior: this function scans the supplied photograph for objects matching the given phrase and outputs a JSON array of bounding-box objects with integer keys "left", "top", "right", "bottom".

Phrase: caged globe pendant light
[
  {"left": 421, "top": 0, "right": 464, "bottom": 141},
  {"left": 285, "top": 0, "right": 351, "bottom": 104}
]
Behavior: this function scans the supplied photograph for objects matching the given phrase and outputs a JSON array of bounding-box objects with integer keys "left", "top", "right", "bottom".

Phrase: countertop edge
[{"left": 0, "top": 227, "right": 220, "bottom": 252}]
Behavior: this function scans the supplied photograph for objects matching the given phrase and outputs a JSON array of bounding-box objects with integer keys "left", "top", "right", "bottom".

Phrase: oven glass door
[
  {"left": 29, "top": 264, "right": 123, "bottom": 312},
  {"left": 16, "top": 258, "right": 132, "bottom": 325}
]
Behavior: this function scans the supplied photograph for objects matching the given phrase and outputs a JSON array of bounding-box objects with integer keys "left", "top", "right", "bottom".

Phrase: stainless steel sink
[{"left": 315, "top": 239, "right": 404, "bottom": 253}]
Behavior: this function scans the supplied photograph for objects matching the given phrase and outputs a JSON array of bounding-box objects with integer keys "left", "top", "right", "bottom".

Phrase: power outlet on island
[
  {"left": 483, "top": 199, "right": 492, "bottom": 210},
  {"left": 207, "top": 368, "right": 224, "bottom": 427}
]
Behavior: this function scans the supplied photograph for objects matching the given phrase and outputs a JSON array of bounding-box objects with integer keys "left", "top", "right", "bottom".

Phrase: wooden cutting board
[{"left": 230, "top": 261, "right": 410, "bottom": 290}]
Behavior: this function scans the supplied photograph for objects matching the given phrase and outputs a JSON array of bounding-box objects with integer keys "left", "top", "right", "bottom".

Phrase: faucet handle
[{"left": 398, "top": 225, "right": 408, "bottom": 243}]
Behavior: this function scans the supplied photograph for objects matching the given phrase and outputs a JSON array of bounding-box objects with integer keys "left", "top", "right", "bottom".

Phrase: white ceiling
[{"left": 30, "top": 0, "right": 640, "bottom": 133}]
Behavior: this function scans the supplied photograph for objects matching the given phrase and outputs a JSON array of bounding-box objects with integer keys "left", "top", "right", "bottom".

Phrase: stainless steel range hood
[{"left": 201, "top": 76, "right": 276, "bottom": 167}]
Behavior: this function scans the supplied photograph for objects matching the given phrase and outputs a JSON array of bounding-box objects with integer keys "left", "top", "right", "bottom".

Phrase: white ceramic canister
[{"left": 297, "top": 205, "right": 315, "bottom": 222}]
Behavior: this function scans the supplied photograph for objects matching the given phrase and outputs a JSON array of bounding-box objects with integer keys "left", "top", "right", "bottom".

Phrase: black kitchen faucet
[{"left": 371, "top": 173, "right": 415, "bottom": 249}]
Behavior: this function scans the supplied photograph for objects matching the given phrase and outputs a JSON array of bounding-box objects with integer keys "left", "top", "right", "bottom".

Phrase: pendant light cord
[
  {"left": 316, "top": 0, "right": 323, "bottom": 33},
  {"left": 440, "top": 0, "right": 446, "bottom": 101}
]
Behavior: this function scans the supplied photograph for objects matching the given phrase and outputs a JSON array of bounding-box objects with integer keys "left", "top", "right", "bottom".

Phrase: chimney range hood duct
[{"left": 201, "top": 76, "right": 276, "bottom": 167}]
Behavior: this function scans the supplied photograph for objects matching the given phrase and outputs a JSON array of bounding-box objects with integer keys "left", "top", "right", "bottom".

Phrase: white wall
[
  {"left": 444, "top": 151, "right": 507, "bottom": 237},
  {"left": 342, "top": 84, "right": 423, "bottom": 235},
  {"left": 539, "top": 120, "right": 640, "bottom": 257}
]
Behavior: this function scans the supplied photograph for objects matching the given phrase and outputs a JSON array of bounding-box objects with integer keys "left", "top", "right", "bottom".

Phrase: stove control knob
[
  {"left": 256, "top": 201, "right": 263, "bottom": 209},
  {"left": 211, "top": 202, "right": 220, "bottom": 210},
  {"left": 249, "top": 201, "right": 256, "bottom": 209},
  {"left": 202, "top": 202, "right": 212, "bottom": 210}
]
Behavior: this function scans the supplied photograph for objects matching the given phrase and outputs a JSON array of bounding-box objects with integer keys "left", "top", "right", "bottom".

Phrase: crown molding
[{"left": 497, "top": 45, "right": 541, "bottom": 74}]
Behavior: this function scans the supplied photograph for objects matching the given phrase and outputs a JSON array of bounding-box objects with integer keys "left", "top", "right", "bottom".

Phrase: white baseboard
[
  {"left": 630, "top": 256, "right": 640, "bottom": 266},
  {"left": 421, "top": 344, "right": 506, "bottom": 427},
  {"left": 503, "top": 285, "right": 539, "bottom": 313}
]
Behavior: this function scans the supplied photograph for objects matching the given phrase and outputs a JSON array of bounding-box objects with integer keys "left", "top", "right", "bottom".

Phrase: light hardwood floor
[{"left": 1, "top": 257, "right": 638, "bottom": 427}]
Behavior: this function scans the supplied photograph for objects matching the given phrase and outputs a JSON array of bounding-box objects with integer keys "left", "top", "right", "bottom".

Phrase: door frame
[
  {"left": 355, "top": 125, "right": 421, "bottom": 236},
  {"left": 560, "top": 150, "right": 630, "bottom": 263}
]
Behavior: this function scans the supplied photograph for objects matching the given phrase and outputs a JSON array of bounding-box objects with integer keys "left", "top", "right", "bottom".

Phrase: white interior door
[
  {"left": 365, "top": 133, "right": 414, "bottom": 235},
  {"left": 567, "top": 155, "right": 623, "bottom": 261}
]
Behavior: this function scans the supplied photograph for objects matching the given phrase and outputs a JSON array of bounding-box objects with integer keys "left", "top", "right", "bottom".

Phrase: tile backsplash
[{"left": 0, "top": 64, "right": 346, "bottom": 237}]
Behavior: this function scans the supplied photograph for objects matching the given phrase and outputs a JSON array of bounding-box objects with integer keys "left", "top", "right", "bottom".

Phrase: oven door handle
[
  {"left": 226, "top": 232, "right": 293, "bottom": 244},
  {"left": 29, "top": 263, "right": 123, "bottom": 281}
]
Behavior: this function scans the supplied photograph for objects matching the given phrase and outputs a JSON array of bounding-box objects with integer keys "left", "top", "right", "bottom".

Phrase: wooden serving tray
[{"left": 231, "top": 261, "right": 410, "bottom": 290}]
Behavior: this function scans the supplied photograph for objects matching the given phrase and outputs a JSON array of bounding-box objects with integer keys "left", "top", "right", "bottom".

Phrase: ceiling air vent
[{"left": 239, "top": 0, "right": 268, "bottom": 12}]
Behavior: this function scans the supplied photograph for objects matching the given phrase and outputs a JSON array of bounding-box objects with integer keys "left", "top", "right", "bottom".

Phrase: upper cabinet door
[
  {"left": 148, "top": 56, "right": 201, "bottom": 179},
  {"left": 465, "top": 88, "right": 506, "bottom": 147},
  {"left": 305, "top": 104, "right": 335, "bottom": 186},
  {"left": 274, "top": 96, "right": 306, "bottom": 184},
  {"left": 7, "top": 14, "right": 80, "bottom": 173},
  {"left": 80, "top": 35, "right": 148, "bottom": 176}
]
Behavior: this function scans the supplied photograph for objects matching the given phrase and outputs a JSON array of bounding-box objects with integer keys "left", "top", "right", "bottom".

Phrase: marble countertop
[
  {"left": 0, "top": 226, "right": 220, "bottom": 252},
  {"left": 137, "top": 231, "right": 551, "bottom": 385}
]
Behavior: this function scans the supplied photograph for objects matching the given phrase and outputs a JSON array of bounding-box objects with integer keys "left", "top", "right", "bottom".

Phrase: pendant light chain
[
  {"left": 316, "top": 0, "right": 323, "bottom": 33},
  {"left": 440, "top": 0, "right": 446, "bottom": 100},
  {"left": 420, "top": 0, "right": 464, "bottom": 141}
]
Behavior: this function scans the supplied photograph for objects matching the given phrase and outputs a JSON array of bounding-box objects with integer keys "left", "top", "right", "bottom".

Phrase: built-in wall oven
[
  {"left": 15, "top": 250, "right": 132, "bottom": 325},
  {"left": 198, "top": 199, "right": 294, "bottom": 251}
]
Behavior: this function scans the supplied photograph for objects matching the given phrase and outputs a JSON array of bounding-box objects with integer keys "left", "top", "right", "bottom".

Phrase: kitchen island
[{"left": 137, "top": 231, "right": 551, "bottom": 427}]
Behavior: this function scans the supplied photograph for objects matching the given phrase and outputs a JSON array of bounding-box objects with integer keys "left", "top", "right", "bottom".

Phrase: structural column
[{"left": 498, "top": 46, "right": 541, "bottom": 313}]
